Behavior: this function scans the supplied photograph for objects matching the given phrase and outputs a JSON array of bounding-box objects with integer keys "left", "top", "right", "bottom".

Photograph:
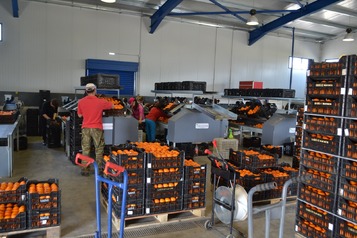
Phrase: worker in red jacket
[
  {"left": 77, "top": 83, "right": 114, "bottom": 176},
  {"left": 145, "top": 100, "right": 170, "bottom": 142}
]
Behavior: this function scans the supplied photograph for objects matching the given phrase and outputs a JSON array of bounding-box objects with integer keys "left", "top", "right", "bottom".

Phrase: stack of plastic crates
[
  {"left": 0, "top": 178, "right": 27, "bottom": 232},
  {"left": 69, "top": 109, "right": 83, "bottom": 164},
  {"left": 26, "top": 179, "right": 61, "bottom": 229},
  {"left": 104, "top": 145, "right": 146, "bottom": 218}
]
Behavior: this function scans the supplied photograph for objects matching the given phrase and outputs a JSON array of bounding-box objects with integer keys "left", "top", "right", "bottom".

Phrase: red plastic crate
[{"left": 239, "top": 81, "right": 263, "bottom": 89}]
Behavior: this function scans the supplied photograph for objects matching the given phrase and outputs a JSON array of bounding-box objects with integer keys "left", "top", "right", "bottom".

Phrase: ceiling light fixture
[
  {"left": 101, "top": 0, "right": 116, "bottom": 3},
  {"left": 343, "top": 28, "right": 354, "bottom": 42},
  {"left": 247, "top": 9, "right": 259, "bottom": 26}
]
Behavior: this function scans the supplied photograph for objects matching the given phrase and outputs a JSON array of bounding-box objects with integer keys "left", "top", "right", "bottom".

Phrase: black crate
[
  {"left": 343, "top": 137, "right": 357, "bottom": 160},
  {"left": 261, "top": 168, "right": 289, "bottom": 187},
  {"left": 0, "top": 177, "right": 27, "bottom": 204},
  {"left": 345, "top": 96, "right": 357, "bottom": 118},
  {"left": 146, "top": 167, "right": 183, "bottom": 184},
  {"left": 309, "top": 61, "right": 345, "bottom": 77},
  {"left": 183, "top": 194, "right": 205, "bottom": 210},
  {"left": 305, "top": 95, "right": 344, "bottom": 116},
  {"left": 292, "top": 156, "right": 300, "bottom": 169},
  {"left": 237, "top": 172, "right": 266, "bottom": 191},
  {"left": 303, "top": 131, "right": 341, "bottom": 154},
  {"left": 27, "top": 179, "right": 60, "bottom": 210},
  {"left": 27, "top": 208, "right": 61, "bottom": 228},
  {"left": 339, "top": 177, "right": 357, "bottom": 201},
  {"left": 304, "top": 115, "right": 342, "bottom": 135},
  {"left": 146, "top": 182, "right": 182, "bottom": 200},
  {"left": 183, "top": 179, "right": 206, "bottom": 196},
  {"left": 307, "top": 76, "right": 346, "bottom": 97},
  {"left": 113, "top": 199, "right": 144, "bottom": 218},
  {"left": 297, "top": 201, "right": 334, "bottom": 232},
  {"left": 341, "top": 159, "right": 357, "bottom": 180},
  {"left": 299, "top": 184, "right": 334, "bottom": 211},
  {"left": 295, "top": 216, "right": 334, "bottom": 238},
  {"left": 101, "top": 182, "right": 145, "bottom": 201},
  {"left": 181, "top": 81, "right": 206, "bottom": 92},
  {"left": 110, "top": 147, "right": 145, "bottom": 169},
  {"left": 300, "top": 150, "right": 338, "bottom": 174},
  {"left": 108, "top": 168, "right": 145, "bottom": 186},
  {"left": 184, "top": 164, "right": 207, "bottom": 180},
  {"left": 264, "top": 89, "right": 295, "bottom": 98},
  {"left": 0, "top": 111, "right": 19, "bottom": 124},
  {"left": 80, "top": 74, "right": 120, "bottom": 89},
  {"left": 145, "top": 198, "right": 183, "bottom": 214},
  {"left": 345, "top": 119, "right": 357, "bottom": 139},
  {"left": 146, "top": 150, "right": 184, "bottom": 169},
  {"left": 240, "top": 151, "right": 277, "bottom": 169},
  {"left": 168, "top": 82, "right": 183, "bottom": 90},
  {"left": 0, "top": 210, "right": 26, "bottom": 232},
  {"left": 300, "top": 165, "right": 336, "bottom": 193},
  {"left": 335, "top": 217, "right": 357, "bottom": 238},
  {"left": 242, "top": 137, "right": 261, "bottom": 148},
  {"left": 260, "top": 144, "right": 283, "bottom": 158},
  {"left": 338, "top": 197, "right": 357, "bottom": 223}
]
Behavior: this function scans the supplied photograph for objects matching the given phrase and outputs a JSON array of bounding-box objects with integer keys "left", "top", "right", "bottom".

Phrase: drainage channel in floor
[{"left": 77, "top": 218, "right": 208, "bottom": 238}]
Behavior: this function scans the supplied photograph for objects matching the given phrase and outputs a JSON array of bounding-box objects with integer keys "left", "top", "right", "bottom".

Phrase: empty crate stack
[
  {"left": 69, "top": 110, "right": 83, "bottom": 164},
  {"left": 292, "top": 107, "right": 304, "bottom": 169},
  {"left": 296, "top": 55, "right": 357, "bottom": 237},
  {"left": 26, "top": 179, "right": 61, "bottom": 229}
]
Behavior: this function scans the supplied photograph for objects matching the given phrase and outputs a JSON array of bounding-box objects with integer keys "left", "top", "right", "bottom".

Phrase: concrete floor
[{"left": 6, "top": 137, "right": 299, "bottom": 238}]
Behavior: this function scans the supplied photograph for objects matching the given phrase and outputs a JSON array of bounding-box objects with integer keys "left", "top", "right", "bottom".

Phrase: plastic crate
[
  {"left": 113, "top": 199, "right": 144, "bottom": 218},
  {"left": 240, "top": 151, "right": 278, "bottom": 169},
  {"left": 110, "top": 147, "right": 145, "bottom": 169},
  {"left": 146, "top": 167, "right": 183, "bottom": 184},
  {"left": 292, "top": 156, "right": 300, "bottom": 169},
  {"left": 260, "top": 144, "right": 283, "bottom": 158},
  {"left": 300, "top": 165, "right": 336, "bottom": 193},
  {"left": 242, "top": 137, "right": 261, "bottom": 148},
  {"left": 335, "top": 218, "right": 357, "bottom": 238},
  {"left": 300, "top": 150, "right": 338, "bottom": 174},
  {"left": 145, "top": 198, "right": 183, "bottom": 214},
  {"left": 295, "top": 216, "right": 334, "bottom": 238},
  {"left": 339, "top": 177, "right": 357, "bottom": 201},
  {"left": 304, "top": 115, "right": 342, "bottom": 135},
  {"left": 303, "top": 131, "right": 341, "bottom": 155},
  {"left": 0, "top": 210, "right": 26, "bottom": 232},
  {"left": 341, "top": 159, "right": 357, "bottom": 180},
  {"left": 27, "top": 208, "right": 61, "bottom": 228},
  {"left": 337, "top": 197, "right": 357, "bottom": 223},
  {"left": 109, "top": 168, "right": 145, "bottom": 186},
  {"left": 236, "top": 171, "right": 266, "bottom": 191},
  {"left": 146, "top": 150, "right": 184, "bottom": 169},
  {"left": 181, "top": 81, "right": 206, "bottom": 92},
  {"left": 345, "top": 119, "right": 357, "bottom": 138},
  {"left": 299, "top": 183, "right": 334, "bottom": 211},
  {"left": 80, "top": 74, "right": 120, "bottom": 89},
  {"left": 183, "top": 194, "right": 205, "bottom": 210},
  {"left": 0, "top": 177, "right": 27, "bottom": 204},
  {"left": 183, "top": 179, "right": 206, "bottom": 196},
  {"left": 306, "top": 76, "right": 346, "bottom": 97},
  {"left": 184, "top": 164, "right": 207, "bottom": 180},
  {"left": 308, "top": 61, "right": 345, "bottom": 76},
  {"left": 27, "top": 179, "right": 60, "bottom": 210},
  {"left": 305, "top": 95, "right": 344, "bottom": 116},
  {"left": 101, "top": 182, "right": 144, "bottom": 201},
  {"left": 344, "top": 137, "right": 357, "bottom": 160},
  {"left": 261, "top": 168, "right": 289, "bottom": 187},
  {"left": 0, "top": 111, "right": 19, "bottom": 124},
  {"left": 146, "top": 182, "right": 182, "bottom": 200}
]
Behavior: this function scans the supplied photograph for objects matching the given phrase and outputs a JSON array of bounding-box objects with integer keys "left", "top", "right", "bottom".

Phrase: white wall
[
  {"left": 320, "top": 35, "right": 357, "bottom": 61},
  {"left": 0, "top": 1, "right": 320, "bottom": 99}
]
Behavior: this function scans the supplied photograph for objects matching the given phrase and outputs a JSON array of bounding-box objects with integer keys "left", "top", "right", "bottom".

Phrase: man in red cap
[{"left": 77, "top": 83, "right": 114, "bottom": 176}]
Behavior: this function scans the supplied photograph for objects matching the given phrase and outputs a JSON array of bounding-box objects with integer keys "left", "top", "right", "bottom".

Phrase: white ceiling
[{"left": 26, "top": 0, "right": 357, "bottom": 44}]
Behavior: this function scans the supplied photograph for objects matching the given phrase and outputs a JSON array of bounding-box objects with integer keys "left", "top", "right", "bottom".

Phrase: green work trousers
[{"left": 81, "top": 128, "right": 105, "bottom": 171}]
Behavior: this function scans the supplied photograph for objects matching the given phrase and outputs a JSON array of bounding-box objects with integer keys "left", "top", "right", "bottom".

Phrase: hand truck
[
  {"left": 247, "top": 174, "right": 312, "bottom": 238},
  {"left": 75, "top": 153, "right": 128, "bottom": 238}
]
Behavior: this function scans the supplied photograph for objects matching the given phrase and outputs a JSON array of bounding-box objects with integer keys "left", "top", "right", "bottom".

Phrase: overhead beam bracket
[
  {"left": 248, "top": 0, "right": 342, "bottom": 45},
  {"left": 150, "top": 0, "right": 183, "bottom": 34},
  {"left": 12, "top": 0, "right": 19, "bottom": 18}
]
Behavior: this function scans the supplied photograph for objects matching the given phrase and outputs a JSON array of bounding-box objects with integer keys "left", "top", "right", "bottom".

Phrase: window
[
  {"left": 288, "top": 56, "right": 311, "bottom": 70},
  {"left": 0, "top": 23, "right": 2, "bottom": 42},
  {"left": 325, "top": 58, "right": 339, "bottom": 63}
]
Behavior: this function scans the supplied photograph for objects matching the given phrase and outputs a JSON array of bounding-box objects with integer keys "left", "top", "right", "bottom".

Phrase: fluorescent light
[
  {"left": 101, "top": 0, "right": 116, "bottom": 3},
  {"left": 286, "top": 3, "right": 300, "bottom": 10},
  {"left": 0, "top": 23, "right": 2, "bottom": 42},
  {"left": 109, "top": 52, "right": 116, "bottom": 55}
]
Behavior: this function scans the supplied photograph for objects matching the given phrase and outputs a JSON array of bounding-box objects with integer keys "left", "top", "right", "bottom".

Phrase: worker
[
  {"left": 77, "top": 83, "right": 114, "bottom": 176},
  {"left": 145, "top": 100, "right": 170, "bottom": 142},
  {"left": 40, "top": 98, "right": 59, "bottom": 146},
  {"left": 130, "top": 96, "right": 145, "bottom": 127}
]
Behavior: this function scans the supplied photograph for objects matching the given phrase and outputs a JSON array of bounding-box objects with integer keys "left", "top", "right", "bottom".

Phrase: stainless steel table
[{"left": 0, "top": 115, "right": 21, "bottom": 177}]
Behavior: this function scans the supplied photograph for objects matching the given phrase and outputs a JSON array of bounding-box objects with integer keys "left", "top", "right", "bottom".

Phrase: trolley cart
[
  {"left": 247, "top": 175, "right": 312, "bottom": 238},
  {"left": 204, "top": 140, "right": 248, "bottom": 238},
  {"left": 75, "top": 153, "right": 128, "bottom": 238}
]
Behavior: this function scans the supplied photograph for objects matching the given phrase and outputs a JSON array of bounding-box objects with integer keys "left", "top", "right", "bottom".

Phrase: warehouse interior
[{"left": 1, "top": 0, "right": 357, "bottom": 237}]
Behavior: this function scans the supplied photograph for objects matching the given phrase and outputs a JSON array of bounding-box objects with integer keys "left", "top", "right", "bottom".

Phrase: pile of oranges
[
  {"left": 153, "top": 182, "right": 179, "bottom": 189},
  {"left": 153, "top": 197, "right": 177, "bottom": 204},
  {"left": 99, "top": 96, "right": 124, "bottom": 110},
  {"left": 135, "top": 142, "right": 180, "bottom": 158},
  {"left": 28, "top": 183, "right": 58, "bottom": 194},
  {"left": 0, "top": 203, "right": 25, "bottom": 220},
  {"left": 111, "top": 149, "right": 139, "bottom": 156},
  {"left": 0, "top": 181, "right": 26, "bottom": 192},
  {"left": 184, "top": 160, "right": 200, "bottom": 167}
]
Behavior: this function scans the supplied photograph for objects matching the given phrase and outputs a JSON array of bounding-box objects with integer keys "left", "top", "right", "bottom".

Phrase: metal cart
[{"left": 75, "top": 153, "right": 128, "bottom": 238}]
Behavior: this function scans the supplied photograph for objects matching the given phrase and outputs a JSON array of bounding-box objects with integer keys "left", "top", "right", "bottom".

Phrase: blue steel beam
[
  {"left": 169, "top": 9, "right": 295, "bottom": 17},
  {"left": 150, "top": 0, "right": 183, "bottom": 33},
  {"left": 209, "top": 0, "right": 246, "bottom": 23},
  {"left": 248, "top": 0, "right": 342, "bottom": 45},
  {"left": 12, "top": 0, "right": 19, "bottom": 18}
]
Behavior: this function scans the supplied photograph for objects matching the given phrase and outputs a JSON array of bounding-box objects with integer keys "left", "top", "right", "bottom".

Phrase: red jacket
[{"left": 145, "top": 107, "right": 168, "bottom": 122}]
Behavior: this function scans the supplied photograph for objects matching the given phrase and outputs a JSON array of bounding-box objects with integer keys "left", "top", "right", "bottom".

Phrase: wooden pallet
[
  {"left": 101, "top": 197, "right": 206, "bottom": 230},
  {"left": 0, "top": 226, "right": 60, "bottom": 238}
]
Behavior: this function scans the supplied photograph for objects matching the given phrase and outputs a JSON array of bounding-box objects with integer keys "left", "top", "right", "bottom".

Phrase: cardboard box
[{"left": 239, "top": 81, "right": 263, "bottom": 89}]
